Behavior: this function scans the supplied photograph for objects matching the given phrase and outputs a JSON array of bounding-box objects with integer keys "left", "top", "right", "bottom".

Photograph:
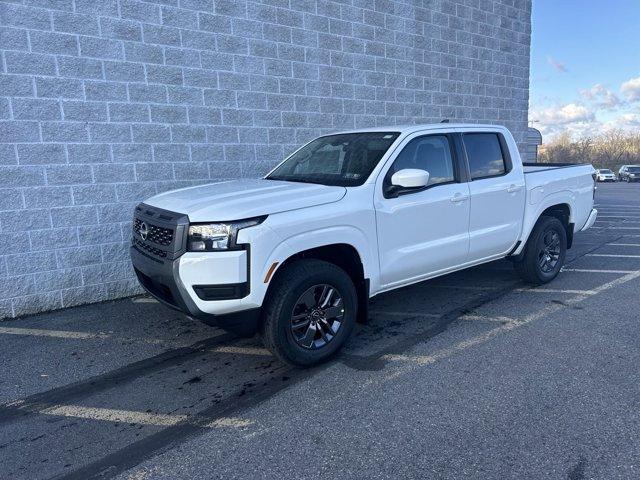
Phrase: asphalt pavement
[{"left": 1, "top": 182, "right": 639, "bottom": 480}]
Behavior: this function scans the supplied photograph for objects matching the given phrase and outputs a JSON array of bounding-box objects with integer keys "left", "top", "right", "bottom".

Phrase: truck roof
[{"left": 332, "top": 123, "right": 509, "bottom": 136}]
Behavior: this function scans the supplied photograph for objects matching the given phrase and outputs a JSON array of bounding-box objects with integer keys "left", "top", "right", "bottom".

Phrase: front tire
[
  {"left": 261, "top": 259, "right": 358, "bottom": 367},
  {"left": 514, "top": 215, "right": 567, "bottom": 285}
]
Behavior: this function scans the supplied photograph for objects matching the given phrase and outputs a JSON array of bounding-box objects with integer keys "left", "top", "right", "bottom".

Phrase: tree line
[{"left": 538, "top": 130, "right": 640, "bottom": 170}]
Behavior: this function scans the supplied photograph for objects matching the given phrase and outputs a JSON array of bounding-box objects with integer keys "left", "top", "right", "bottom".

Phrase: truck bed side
[{"left": 517, "top": 163, "right": 595, "bottom": 251}]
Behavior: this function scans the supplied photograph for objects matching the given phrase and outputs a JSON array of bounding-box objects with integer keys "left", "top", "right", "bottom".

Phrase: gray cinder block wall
[{"left": 0, "top": 0, "right": 531, "bottom": 318}]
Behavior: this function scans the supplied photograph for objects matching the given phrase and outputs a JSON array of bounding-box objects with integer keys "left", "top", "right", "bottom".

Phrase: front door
[{"left": 375, "top": 134, "right": 471, "bottom": 288}]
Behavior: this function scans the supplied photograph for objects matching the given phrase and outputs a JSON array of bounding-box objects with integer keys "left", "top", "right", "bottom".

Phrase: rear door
[
  {"left": 374, "top": 133, "right": 471, "bottom": 288},
  {"left": 461, "top": 130, "right": 526, "bottom": 261}
]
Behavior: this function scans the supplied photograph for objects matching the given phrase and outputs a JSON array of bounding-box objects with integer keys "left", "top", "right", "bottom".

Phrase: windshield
[
  {"left": 600, "top": 169, "right": 612, "bottom": 173},
  {"left": 628, "top": 167, "right": 640, "bottom": 173},
  {"left": 266, "top": 132, "right": 400, "bottom": 187}
]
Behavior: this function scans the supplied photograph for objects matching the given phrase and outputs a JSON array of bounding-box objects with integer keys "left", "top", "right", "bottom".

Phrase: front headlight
[{"left": 187, "top": 216, "right": 266, "bottom": 252}]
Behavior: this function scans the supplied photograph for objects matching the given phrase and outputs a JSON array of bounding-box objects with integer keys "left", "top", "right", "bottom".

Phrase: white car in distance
[{"left": 596, "top": 169, "right": 617, "bottom": 182}]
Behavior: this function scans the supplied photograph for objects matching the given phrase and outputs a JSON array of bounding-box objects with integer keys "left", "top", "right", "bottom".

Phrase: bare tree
[
  {"left": 539, "top": 130, "right": 640, "bottom": 170},
  {"left": 596, "top": 130, "right": 631, "bottom": 166}
]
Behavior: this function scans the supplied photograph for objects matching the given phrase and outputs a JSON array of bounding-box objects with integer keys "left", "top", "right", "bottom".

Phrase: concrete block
[
  {"left": 67, "top": 143, "right": 112, "bottom": 162},
  {"left": 57, "top": 56, "right": 104, "bottom": 79},
  {"left": 17, "top": 144, "right": 66, "bottom": 165},
  {"left": 62, "top": 101, "right": 108, "bottom": 122}
]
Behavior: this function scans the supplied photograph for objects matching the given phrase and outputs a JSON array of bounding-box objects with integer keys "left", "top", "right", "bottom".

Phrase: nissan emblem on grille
[{"left": 139, "top": 221, "right": 148, "bottom": 241}]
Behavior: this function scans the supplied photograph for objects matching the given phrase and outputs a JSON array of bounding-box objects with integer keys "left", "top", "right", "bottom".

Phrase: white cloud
[
  {"left": 531, "top": 106, "right": 640, "bottom": 141},
  {"left": 621, "top": 76, "right": 640, "bottom": 102},
  {"left": 617, "top": 113, "right": 640, "bottom": 126},
  {"left": 546, "top": 56, "right": 567, "bottom": 73},
  {"left": 532, "top": 103, "right": 594, "bottom": 125},
  {"left": 531, "top": 76, "right": 640, "bottom": 141},
  {"left": 530, "top": 103, "right": 598, "bottom": 140},
  {"left": 579, "top": 84, "right": 621, "bottom": 109}
]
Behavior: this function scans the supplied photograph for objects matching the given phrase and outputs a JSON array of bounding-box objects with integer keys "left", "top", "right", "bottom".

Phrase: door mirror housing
[
  {"left": 385, "top": 169, "right": 430, "bottom": 198},
  {"left": 391, "top": 169, "right": 430, "bottom": 189}
]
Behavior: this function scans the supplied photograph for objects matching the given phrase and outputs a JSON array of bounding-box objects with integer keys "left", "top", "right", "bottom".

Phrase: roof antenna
[{"left": 440, "top": 119, "right": 450, "bottom": 123}]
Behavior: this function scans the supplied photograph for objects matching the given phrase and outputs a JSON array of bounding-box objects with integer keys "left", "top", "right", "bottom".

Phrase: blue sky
[{"left": 529, "top": 0, "right": 640, "bottom": 139}]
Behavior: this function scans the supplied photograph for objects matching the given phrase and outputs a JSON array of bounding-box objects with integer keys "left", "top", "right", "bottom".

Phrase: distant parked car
[
  {"left": 618, "top": 165, "right": 640, "bottom": 182},
  {"left": 596, "top": 169, "right": 617, "bottom": 182}
]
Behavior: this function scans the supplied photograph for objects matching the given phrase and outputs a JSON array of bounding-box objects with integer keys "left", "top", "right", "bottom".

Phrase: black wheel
[
  {"left": 514, "top": 215, "right": 567, "bottom": 285},
  {"left": 260, "top": 259, "right": 357, "bottom": 367}
]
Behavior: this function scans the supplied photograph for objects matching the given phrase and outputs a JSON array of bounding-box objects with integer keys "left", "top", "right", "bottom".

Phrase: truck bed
[
  {"left": 523, "top": 162, "right": 588, "bottom": 174},
  {"left": 523, "top": 162, "right": 595, "bottom": 232}
]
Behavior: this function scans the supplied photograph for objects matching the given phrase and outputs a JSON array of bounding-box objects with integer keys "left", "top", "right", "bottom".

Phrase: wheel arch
[
  {"left": 539, "top": 203, "right": 573, "bottom": 248},
  {"left": 265, "top": 243, "right": 370, "bottom": 324},
  {"left": 513, "top": 201, "right": 574, "bottom": 260}
]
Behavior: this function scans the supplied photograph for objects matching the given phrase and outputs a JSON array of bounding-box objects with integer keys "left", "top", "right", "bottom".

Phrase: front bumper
[
  {"left": 131, "top": 246, "right": 261, "bottom": 336},
  {"left": 129, "top": 204, "right": 261, "bottom": 337}
]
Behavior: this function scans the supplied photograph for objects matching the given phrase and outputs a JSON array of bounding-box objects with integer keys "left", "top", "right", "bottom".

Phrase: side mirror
[{"left": 390, "top": 169, "right": 430, "bottom": 189}]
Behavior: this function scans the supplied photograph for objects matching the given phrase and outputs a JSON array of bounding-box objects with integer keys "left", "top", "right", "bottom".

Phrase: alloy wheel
[
  {"left": 290, "top": 284, "right": 344, "bottom": 349},
  {"left": 538, "top": 230, "right": 561, "bottom": 273}
]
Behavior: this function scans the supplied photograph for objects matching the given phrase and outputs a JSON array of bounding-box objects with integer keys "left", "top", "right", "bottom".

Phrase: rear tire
[
  {"left": 260, "top": 259, "right": 357, "bottom": 367},
  {"left": 514, "top": 215, "right": 567, "bottom": 285}
]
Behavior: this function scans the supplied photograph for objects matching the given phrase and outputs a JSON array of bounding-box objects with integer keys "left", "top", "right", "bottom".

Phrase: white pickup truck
[{"left": 130, "top": 124, "right": 597, "bottom": 366}]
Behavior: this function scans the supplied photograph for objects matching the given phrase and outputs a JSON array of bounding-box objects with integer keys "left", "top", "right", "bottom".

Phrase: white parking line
[
  {"left": 594, "top": 204, "right": 640, "bottom": 208},
  {"left": 0, "top": 326, "right": 222, "bottom": 346},
  {"left": 595, "top": 209, "right": 637, "bottom": 213},
  {"left": 595, "top": 219, "right": 640, "bottom": 223},
  {"left": 460, "top": 314, "right": 517, "bottom": 324},
  {"left": 370, "top": 310, "right": 442, "bottom": 319},
  {"left": 131, "top": 297, "right": 158, "bottom": 304},
  {"left": 431, "top": 284, "right": 498, "bottom": 291},
  {"left": 608, "top": 243, "right": 640, "bottom": 247},
  {"left": 40, "top": 405, "right": 253, "bottom": 428},
  {"left": 591, "top": 227, "right": 640, "bottom": 230},
  {"left": 562, "top": 268, "right": 635, "bottom": 274},
  {"left": 587, "top": 254, "right": 640, "bottom": 258},
  {"left": 383, "top": 269, "right": 640, "bottom": 368},
  {"left": 515, "top": 287, "right": 595, "bottom": 295},
  {"left": 212, "top": 345, "right": 271, "bottom": 356},
  {"left": 595, "top": 214, "right": 640, "bottom": 217},
  {"left": 0, "top": 327, "right": 110, "bottom": 340}
]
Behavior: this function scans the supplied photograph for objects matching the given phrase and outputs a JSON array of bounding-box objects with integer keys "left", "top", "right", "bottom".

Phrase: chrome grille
[{"left": 133, "top": 218, "right": 174, "bottom": 246}]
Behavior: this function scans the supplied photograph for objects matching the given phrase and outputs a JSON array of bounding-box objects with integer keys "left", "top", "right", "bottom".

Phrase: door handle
[
  {"left": 450, "top": 193, "right": 469, "bottom": 203},
  {"left": 507, "top": 184, "right": 522, "bottom": 193}
]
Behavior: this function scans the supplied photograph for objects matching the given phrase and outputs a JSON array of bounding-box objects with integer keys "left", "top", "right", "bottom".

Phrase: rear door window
[{"left": 463, "top": 133, "right": 507, "bottom": 180}]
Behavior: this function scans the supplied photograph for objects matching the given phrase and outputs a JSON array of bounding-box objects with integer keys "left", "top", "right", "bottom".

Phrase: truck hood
[{"left": 144, "top": 179, "right": 347, "bottom": 221}]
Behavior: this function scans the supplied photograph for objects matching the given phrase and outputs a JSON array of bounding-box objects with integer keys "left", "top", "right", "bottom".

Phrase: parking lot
[{"left": 1, "top": 182, "right": 639, "bottom": 479}]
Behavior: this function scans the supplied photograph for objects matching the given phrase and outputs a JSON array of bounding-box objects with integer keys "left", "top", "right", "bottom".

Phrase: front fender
[{"left": 252, "top": 225, "right": 377, "bottom": 301}]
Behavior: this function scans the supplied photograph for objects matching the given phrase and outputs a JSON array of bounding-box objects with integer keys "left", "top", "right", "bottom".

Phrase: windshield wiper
[{"left": 266, "top": 176, "right": 325, "bottom": 185}]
